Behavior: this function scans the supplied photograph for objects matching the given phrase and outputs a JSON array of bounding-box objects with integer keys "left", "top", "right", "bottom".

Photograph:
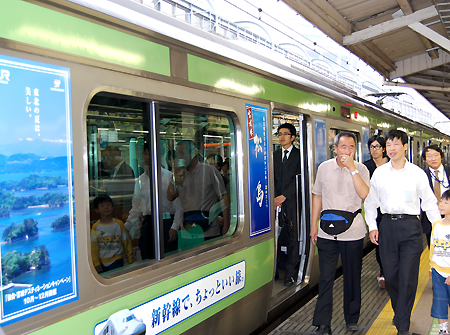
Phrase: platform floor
[{"left": 270, "top": 246, "right": 437, "bottom": 335}]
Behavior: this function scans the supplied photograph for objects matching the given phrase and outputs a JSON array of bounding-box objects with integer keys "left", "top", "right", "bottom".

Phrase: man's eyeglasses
[
  {"left": 277, "top": 132, "right": 292, "bottom": 137},
  {"left": 370, "top": 145, "right": 382, "bottom": 150}
]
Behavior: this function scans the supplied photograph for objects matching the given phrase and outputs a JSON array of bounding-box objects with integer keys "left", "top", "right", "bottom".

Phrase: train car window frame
[{"left": 86, "top": 91, "right": 240, "bottom": 279}]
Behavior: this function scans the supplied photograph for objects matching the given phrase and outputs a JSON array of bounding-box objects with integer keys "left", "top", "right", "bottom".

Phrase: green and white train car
[{"left": 0, "top": 1, "right": 447, "bottom": 334}]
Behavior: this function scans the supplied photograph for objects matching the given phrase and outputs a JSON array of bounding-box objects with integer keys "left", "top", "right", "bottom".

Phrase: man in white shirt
[
  {"left": 310, "top": 132, "right": 370, "bottom": 335},
  {"left": 125, "top": 145, "right": 183, "bottom": 258},
  {"left": 365, "top": 129, "right": 440, "bottom": 335},
  {"left": 421, "top": 145, "right": 450, "bottom": 247}
]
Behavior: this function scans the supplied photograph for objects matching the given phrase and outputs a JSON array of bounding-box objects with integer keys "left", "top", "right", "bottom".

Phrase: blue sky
[{"left": 0, "top": 55, "right": 71, "bottom": 157}]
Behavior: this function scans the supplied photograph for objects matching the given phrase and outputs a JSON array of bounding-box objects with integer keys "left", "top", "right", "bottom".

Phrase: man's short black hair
[
  {"left": 368, "top": 135, "right": 387, "bottom": 158},
  {"left": 442, "top": 189, "right": 450, "bottom": 201},
  {"left": 422, "top": 144, "right": 444, "bottom": 161},
  {"left": 334, "top": 131, "right": 356, "bottom": 146},
  {"left": 387, "top": 129, "right": 408, "bottom": 145},
  {"left": 93, "top": 195, "right": 113, "bottom": 209},
  {"left": 277, "top": 123, "right": 296, "bottom": 137}
]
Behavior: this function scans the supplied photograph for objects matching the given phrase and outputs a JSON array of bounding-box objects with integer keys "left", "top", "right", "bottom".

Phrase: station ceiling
[{"left": 282, "top": 0, "right": 450, "bottom": 121}]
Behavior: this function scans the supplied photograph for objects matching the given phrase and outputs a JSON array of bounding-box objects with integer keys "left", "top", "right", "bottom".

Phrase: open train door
[{"left": 269, "top": 108, "right": 311, "bottom": 308}]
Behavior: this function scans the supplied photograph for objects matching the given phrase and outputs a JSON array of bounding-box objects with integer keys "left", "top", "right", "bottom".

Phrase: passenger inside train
[
  {"left": 102, "top": 146, "right": 136, "bottom": 221},
  {"left": 168, "top": 140, "right": 229, "bottom": 241},
  {"left": 273, "top": 123, "right": 301, "bottom": 287},
  {"left": 90, "top": 195, "right": 134, "bottom": 273},
  {"left": 124, "top": 143, "right": 182, "bottom": 259},
  {"left": 87, "top": 94, "right": 236, "bottom": 275}
]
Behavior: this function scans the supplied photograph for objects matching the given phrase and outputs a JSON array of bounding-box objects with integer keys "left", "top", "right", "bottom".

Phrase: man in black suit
[
  {"left": 103, "top": 146, "right": 136, "bottom": 220},
  {"left": 422, "top": 144, "right": 450, "bottom": 247},
  {"left": 273, "top": 123, "right": 301, "bottom": 286}
]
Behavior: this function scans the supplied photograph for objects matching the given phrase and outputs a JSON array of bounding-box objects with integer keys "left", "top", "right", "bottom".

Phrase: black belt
[{"left": 383, "top": 214, "right": 417, "bottom": 220}]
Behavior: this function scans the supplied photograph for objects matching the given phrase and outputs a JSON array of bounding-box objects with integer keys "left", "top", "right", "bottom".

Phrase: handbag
[
  {"left": 278, "top": 212, "right": 295, "bottom": 247},
  {"left": 320, "top": 209, "right": 361, "bottom": 238}
]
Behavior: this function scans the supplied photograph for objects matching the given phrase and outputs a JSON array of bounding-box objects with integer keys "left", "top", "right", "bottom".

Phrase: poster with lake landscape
[{"left": 0, "top": 54, "right": 77, "bottom": 325}]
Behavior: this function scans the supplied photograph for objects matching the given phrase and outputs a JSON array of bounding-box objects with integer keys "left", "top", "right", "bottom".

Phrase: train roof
[{"left": 67, "top": 0, "right": 446, "bottom": 137}]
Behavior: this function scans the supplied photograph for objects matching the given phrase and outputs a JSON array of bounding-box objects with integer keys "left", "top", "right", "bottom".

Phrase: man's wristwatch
[{"left": 350, "top": 169, "right": 359, "bottom": 175}]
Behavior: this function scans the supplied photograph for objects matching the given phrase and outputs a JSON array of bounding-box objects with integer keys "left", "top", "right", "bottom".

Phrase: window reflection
[{"left": 87, "top": 94, "right": 237, "bottom": 276}]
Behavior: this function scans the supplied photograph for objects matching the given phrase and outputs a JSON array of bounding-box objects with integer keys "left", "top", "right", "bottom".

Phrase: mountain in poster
[{"left": 0, "top": 154, "right": 69, "bottom": 174}]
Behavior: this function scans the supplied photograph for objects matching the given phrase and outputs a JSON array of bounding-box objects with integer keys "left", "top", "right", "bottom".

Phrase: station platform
[{"left": 270, "top": 245, "right": 439, "bottom": 335}]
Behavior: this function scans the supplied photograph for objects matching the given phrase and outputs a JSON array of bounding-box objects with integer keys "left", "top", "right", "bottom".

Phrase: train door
[{"left": 270, "top": 110, "right": 310, "bottom": 301}]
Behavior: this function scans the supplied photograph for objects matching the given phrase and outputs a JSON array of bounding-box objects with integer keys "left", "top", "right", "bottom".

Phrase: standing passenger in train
[
  {"left": 422, "top": 145, "right": 450, "bottom": 248},
  {"left": 363, "top": 135, "right": 389, "bottom": 289},
  {"left": 124, "top": 144, "right": 182, "bottom": 259},
  {"left": 365, "top": 129, "right": 440, "bottom": 335},
  {"left": 310, "top": 132, "right": 370, "bottom": 334},
  {"left": 103, "top": 146, "right": 136, "bottom": 221},
  {"left": 273, "top": 123, "right": 301, "bottom": 287},
  {"left": 168, "top": 140, "right": 230, "bottom": 238}
]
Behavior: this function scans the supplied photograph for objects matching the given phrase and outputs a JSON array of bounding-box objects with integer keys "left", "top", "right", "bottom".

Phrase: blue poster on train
[
  {"left": 314, "top": 118, "right": 327, "bottom": 171},
  {"left": 246, "top": 104, "right": 271, "bottom": 237},
  {"left": 0, "top": 54, "right": 77, "bottom": 325}
]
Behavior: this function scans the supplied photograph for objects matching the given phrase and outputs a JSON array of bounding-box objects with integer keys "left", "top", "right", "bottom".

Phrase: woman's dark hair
[{"left": 368, "top": 135, "right": 387, "bottom": 158}]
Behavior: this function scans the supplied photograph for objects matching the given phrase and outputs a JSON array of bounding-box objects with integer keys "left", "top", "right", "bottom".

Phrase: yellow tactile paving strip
[{"left": 366, "top": 247, "right": 431, "bottom": 335}]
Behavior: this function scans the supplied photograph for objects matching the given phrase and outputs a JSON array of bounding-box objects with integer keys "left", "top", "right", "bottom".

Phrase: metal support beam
[
  {"left": 408, "top": 22, "right": 450, "bottom": 54},
  {"left": 343, "top": 6, "right": 438, "bottom": 45},
  {"left": 383, "top": 80, "right": 450, "bottom": 92},
  {"left": 390, "top": 51, "right": 450, "bottom": 78}
]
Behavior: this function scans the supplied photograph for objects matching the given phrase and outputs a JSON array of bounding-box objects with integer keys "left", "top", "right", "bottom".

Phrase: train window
[{"left": 87, "top": 94, "right": 237, "bottom": 277}]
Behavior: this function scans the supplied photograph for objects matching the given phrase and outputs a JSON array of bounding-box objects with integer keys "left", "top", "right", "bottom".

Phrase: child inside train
[
  {"left": 91, "top": 195, "right": 134, "bottom": 273},
  {"left": 430, "top": 189, "right": 450, "bottom": 335}
]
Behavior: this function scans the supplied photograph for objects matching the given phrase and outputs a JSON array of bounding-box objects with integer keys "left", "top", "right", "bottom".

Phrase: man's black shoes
[
  {"left": 346, "top": 323, "right": 358, "bottom": 332},
  {"left": 313, "top": 325, "right": 332, "bottom": 335},
  {"left": 284, "top": 277, "right": 295, "bottom": 286}
]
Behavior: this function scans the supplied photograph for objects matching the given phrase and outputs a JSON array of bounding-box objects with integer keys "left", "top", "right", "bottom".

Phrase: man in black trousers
[
  {"left": 365, "top": 129, "right": 440, "bottom": 335},
  {"left": 273, "top": 123, "right": 301, "bottom": 286},
  {"left": 421, "top": 144, "right": 450, "bottom": 247}
]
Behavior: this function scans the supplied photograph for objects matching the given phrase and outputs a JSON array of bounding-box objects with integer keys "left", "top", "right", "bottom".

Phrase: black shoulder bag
[{"left": 320, "top": 209, "right": 362, "bottom": 239}]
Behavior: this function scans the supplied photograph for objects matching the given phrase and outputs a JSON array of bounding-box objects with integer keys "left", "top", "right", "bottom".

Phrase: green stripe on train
[
  {"left": 30, "top": 239, "right": 274, "bottom": 335},
  {"left": 1, "top": 0, "right": 170, "bottom": 76},
  {"left": 187, "top": 54, "right": 342, "bottom": 117}
]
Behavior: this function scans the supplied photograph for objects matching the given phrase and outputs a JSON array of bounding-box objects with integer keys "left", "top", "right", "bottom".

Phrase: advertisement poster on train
[
  {"left": 314, "top": 118, "right": 327, "bottom": 170},
  {"left": 0, "top": 54, "right": 77, "bottom": 325},
  {"left": 245, "top": 104, "right": 271, "bottom": 237},
  {"left": 93, "top": 261, "right": 245, "bottom": 335}
]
